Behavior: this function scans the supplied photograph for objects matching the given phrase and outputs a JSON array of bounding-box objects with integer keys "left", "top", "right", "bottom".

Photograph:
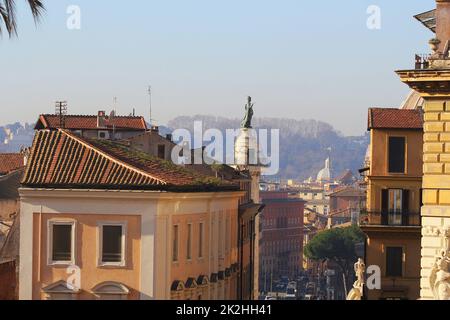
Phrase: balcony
[
  {"left": 361, "top": 211, "right": 421, "bottom": 227},
  {"left": 415, "top": 54, "right": 430, "bottom": 70}
]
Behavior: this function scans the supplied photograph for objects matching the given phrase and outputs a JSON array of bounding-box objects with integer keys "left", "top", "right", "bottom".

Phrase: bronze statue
[{"left": 241, "top": 96, "right": 254, "bottom": 129}]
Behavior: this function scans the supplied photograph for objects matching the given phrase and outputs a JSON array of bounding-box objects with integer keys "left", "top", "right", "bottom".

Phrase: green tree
[
  {"left": 1, "top": 0, "right": 45, "bottom": 37},
  {"left": 304, "top": 225, "right": 366, "bottom": 296}
]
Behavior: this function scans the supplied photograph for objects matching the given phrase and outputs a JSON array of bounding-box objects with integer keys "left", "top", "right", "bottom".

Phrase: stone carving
[
  {"left": 424, "top": 226, "right": 442, "bottom": 237},
  {"left": 429, "top": 228, "right": 450, "bottom": 300},
  {"left": 347, "top": 258, "right": 365, "bottom": 300},
  {"left": 241, "top": 96, "right": 254, "bottom": 129}
]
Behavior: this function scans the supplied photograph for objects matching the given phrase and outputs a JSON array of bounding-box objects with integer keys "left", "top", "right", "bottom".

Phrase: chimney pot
[{"left": 97, "top": 111, "right": 106, "bottom": 128}]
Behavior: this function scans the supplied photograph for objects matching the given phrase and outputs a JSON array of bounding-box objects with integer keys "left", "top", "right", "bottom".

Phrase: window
[
  {"left": 382, "top": 189, "right": 409, "bottom": 226},
  {"left": 158, "top": 145, "right": 166, "bottom": 159},
  {"left": 199, "top": 222, "right": 204, "bottom": 258},
  {"left": 187, "top": 224, "right": 192, "bottom": 260},
  {"left": 386, "top": 247, "right": 403, "bottom": 277},
  {"left": 173, "top": 225, "right": 179, "bottom": 262},
  {"left": 48, "top": 221, "right": 75, "bottom": 265},
  {"left": 388, "top": 137, "right": 406, "bottom": 173},
  {"left": 99, "top": 223, "right": 126, "bottom": 266}
]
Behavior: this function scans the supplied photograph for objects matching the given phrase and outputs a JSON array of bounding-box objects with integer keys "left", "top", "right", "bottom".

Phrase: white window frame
[
  {"left": 47, "top": 220, "right": 76, "bottom": 266},
  {"left": 97, "top": 222, "right": 127, "bottom": 268}
]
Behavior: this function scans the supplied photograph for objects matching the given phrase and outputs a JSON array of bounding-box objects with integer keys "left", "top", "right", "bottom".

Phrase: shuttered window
[
  {"left": 388, "top": 137, "right": 406, "bottom": 173},
  {"left": 386, "top": 247, "right": 403, "bottom": 277}
]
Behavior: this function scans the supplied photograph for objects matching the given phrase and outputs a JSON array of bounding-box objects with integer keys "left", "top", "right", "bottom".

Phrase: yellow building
[
  {"left": 19, "top": 129, "right": 243, "bottom": 300},
  {"left": 397, "top": 0, "right": 450, "bottom": 300},
  {"left": 361, "top": 108, "right": 423, "bottom": 300}
]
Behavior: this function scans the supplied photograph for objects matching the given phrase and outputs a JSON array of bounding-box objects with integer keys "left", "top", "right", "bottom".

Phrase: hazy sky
[{"left": 1, "top": 0, "right": 435, "bottom": 135}]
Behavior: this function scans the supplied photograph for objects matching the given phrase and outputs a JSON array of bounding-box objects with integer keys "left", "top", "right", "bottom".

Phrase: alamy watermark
[
  {"left": 171, "top": 121, "right": 280, "bottom": 176},
  {"left": 367, "top": 5, "right": 381, "bottom": 30},
  {"left": 67, "top": 5, "right": 81, "bottom": 30}
]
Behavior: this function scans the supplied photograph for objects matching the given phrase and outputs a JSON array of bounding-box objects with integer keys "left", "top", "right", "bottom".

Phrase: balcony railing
[
  {"left": 415, "top": 54, "right": 430, "bottom": 70},
  {"left": 361, "top": 211, "right": 421, "bottom": 227}
]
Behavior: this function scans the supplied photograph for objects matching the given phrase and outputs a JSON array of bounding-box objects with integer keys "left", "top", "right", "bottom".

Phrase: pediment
[{"left": 42, "top": 280, "right": 80, "bottom": 294}]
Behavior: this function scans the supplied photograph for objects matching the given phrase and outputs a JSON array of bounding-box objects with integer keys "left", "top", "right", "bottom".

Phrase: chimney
[
  {"left": 436, "top": 0, "right": 450, "bottom": 53},
  {"left": 97, "top": 111, "right": 106, "bottom": 128}
]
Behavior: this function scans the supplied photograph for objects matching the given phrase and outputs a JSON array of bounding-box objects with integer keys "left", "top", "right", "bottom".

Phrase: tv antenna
[
  {"left": 148, "top": 85, "right": 153, "bottom": 126},
  {"left": 55, "top": 101, "right": 68, "bottom": 128}
]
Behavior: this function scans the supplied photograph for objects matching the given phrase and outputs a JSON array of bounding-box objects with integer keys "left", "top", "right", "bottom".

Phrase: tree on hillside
[
  {"left": 0, "top": 0, "right": 45, "bottom": 37},
  {"left": 304, "top": 225, "right": 366, "bottom": 297}
]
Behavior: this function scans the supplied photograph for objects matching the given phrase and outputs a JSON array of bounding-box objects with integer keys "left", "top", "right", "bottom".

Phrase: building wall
[
  {"left": 260, "top": 192, "right": 305, "bottom": 284},
  {"left": 128, "top": 131, "right": 175, "bottom": 161},
  {"left": 31, "top": 213, "right": 142, "bottom": 300},
  {"left": 364, "top": 127, "right": 423, "bottom": 300},
  {"left": 19, "top": 189, "right": 242, "bottom": 300},
  {"left": 0, "top": 260, "right": 17, "bottom": 300},
  {"left": 369, "top": 129, "right": 423, "bottom": 178},
  {"left": 77, "top": 129, "right": 144, "bottom": 141},
  {"left": 420, "top": 99, "right": 450, "bottom": 299},
  {"left": 364, "top": 230, "right": 421, "bottom": 300}
]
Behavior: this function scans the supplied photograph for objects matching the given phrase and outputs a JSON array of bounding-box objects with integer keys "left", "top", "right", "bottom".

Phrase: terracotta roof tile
[
  {"left": 22, "top": 130, "right": 235, "bottom": 192},
  {"left": 368, "top": 108, "right": 423, "bottom": 130},
  {"left": 36, "top": 114, "right": 147, "bottom": 131},
  {"left": 0, "top": 154, "right": 24, "bottom": 175}
]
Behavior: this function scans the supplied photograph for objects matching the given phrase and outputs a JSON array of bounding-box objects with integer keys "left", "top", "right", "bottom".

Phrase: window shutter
[
  {"left": 402, "top": 190, "right": 410, "bottom": 226},
  {"left": 381, "top": 189, "right": 388, "bottom": 225}
]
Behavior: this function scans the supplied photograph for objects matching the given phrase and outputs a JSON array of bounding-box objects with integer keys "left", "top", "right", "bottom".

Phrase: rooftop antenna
[
  {"left": 148, "top": 85, "right": 153, "bottom": 127},
  {"left": 113, "top": 96, "right": 118, "bottom": 114},
  {"left": 55, "top": 101, "right": 68, "bottom": 128},
  {"left": 111, "top": 97, "right": 117, "bottom": 140}
]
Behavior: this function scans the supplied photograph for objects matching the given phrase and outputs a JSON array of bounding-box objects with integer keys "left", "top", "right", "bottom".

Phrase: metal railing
[
  {"left": 415, "top": 54, "right": 431, "bottom": 70},
  {"left": 361, "top": 211, "right": 421, "bottom": 227}
]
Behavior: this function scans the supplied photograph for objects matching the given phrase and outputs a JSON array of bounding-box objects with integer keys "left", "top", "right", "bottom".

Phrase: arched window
[{"left": 91, "top": 282, "right": 130, "bottom": 300}]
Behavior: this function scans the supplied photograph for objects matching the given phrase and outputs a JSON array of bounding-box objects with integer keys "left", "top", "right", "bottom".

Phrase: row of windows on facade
[
  {"left": 50, "top": 221, "right": 125, "bottom": 266},
  {"left": 262, "top": 217, "right": 302, "bottom": 229},
  {"left": 261, "top": 256, "right": 300, "bottom": 267},
  {"left": 264, "top": 208, "right": 300, "bottom": 215},
  {"left": 172, "top": 220, "right": 233, "bottom": 263},
  {"left": 262, "top": 240, "right": 301, "bottom": 255}
]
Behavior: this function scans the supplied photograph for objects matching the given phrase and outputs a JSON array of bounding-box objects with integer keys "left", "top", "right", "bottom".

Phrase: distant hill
[
  {"left": 168, "top": 115, "right": 369, "bottom": 180},
  {"left": 0, "top": 123, "right": 34, "bottom": 153}
]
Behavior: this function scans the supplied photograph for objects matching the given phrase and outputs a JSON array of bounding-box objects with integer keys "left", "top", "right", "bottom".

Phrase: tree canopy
[{"left": 304, "top": 225, "right": 366, "bottom": 266}]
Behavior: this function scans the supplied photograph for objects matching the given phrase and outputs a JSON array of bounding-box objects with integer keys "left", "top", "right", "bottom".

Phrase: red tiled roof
[
  {"left": 22, "top": 130, "right": 234, "bottom": 192},
  {"left": 368, "top": 108, "right": 423, "bottom": 130},
  {"left": 35, "top": 114, "right": 147, "bottom": 131},
  {"left": 0, "top": 154, "right": 24, "bottom": 175}
]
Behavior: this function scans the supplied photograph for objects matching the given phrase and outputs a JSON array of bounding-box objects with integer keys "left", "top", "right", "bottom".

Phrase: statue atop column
[{"left": 241, "top": 96, "right": 254, "bottom": 129}]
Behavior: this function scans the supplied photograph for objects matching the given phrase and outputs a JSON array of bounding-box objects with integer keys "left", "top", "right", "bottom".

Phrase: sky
[{"left": 0, "top": 0, "right": 436, "bottom": 135}]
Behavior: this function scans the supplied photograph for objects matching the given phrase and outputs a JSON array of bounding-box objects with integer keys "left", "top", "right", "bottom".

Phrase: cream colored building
[{"left": 19, "top": 129, "right": 242, "bottom": 300}]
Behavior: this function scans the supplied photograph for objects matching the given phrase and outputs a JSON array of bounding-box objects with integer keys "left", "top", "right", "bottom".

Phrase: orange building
[
  {"left": 259, "top": 191, "right": 305, "bottom": 290},
  {"left": 19, "top": 129, "right": 243, "bottom": 300},
  {"left": 361, "top": 108, "right": 423, "bottom": 300}
]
